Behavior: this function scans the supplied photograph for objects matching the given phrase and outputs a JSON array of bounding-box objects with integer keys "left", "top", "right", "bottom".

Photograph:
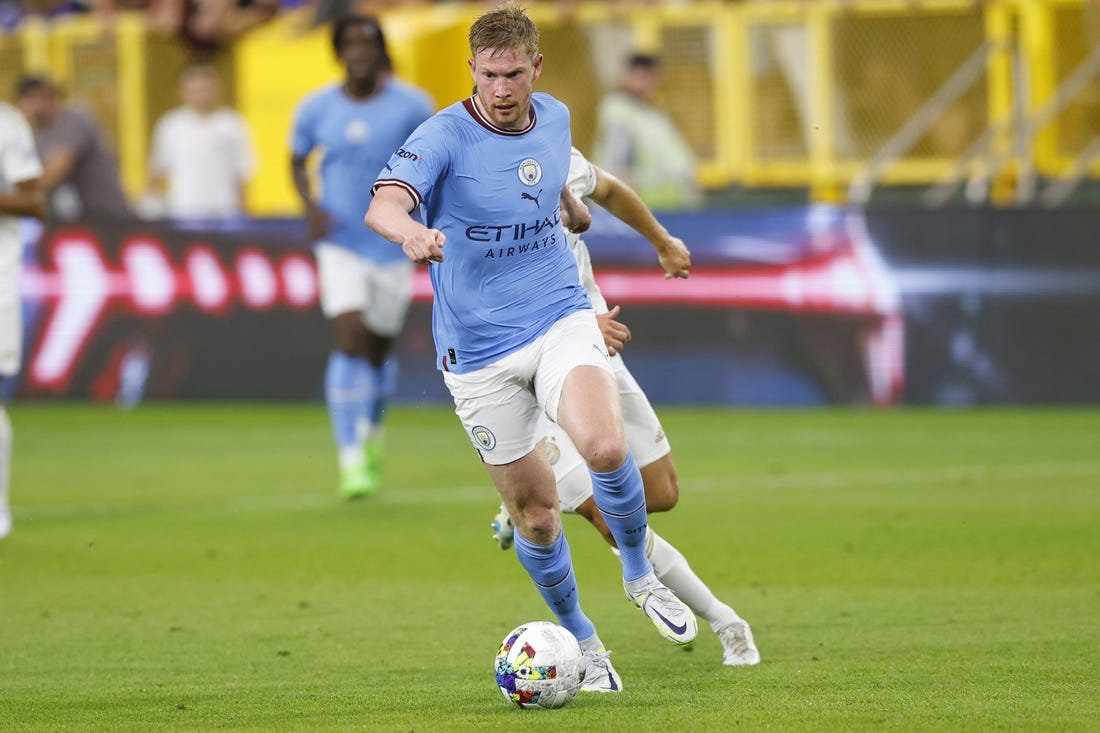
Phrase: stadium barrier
[{"left": 9, "top": 207, "right": 1100, "bottom": 406}]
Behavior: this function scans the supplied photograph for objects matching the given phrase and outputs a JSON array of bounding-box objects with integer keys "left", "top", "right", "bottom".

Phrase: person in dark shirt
[{"left": 15, "top": 76, "right": 132, "bottom": 221}]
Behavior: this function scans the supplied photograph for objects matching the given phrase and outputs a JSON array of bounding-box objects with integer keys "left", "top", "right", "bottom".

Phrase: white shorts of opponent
[
  {"left": 444, "top": 310, "right": 613, "bottom": 466},
  {"left": 315, "top": 242, "right": 415, "bottom": 337}
]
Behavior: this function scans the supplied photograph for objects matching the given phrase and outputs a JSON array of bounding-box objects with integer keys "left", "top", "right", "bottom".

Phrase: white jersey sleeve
[
  {"left": 564, "top": 148, "right": 607, "bottom": 313},
  {"left": 567, "top": 146, "right": 597, "bottom": 199}
]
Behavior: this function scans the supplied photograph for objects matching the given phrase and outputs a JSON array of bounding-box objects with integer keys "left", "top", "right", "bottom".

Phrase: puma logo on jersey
[{"left": 520, "top": 189, "right": 543, "bottom": 207}]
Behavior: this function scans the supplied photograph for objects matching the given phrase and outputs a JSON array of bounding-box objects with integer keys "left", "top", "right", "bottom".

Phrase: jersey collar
[{"left": 463, "top": 95, "right": 536, "bottom": 135}]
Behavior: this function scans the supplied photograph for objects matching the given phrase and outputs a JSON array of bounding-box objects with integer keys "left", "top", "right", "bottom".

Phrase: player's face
[
  {"left": 468, "top": 46, "right": 543, "bottom": 130},
  {"left": 17, "top": 86, "right": 58, "bottom": 127},
  {"left": 180, "top": 72, "right": 219, "bottom": 113},
  {"left": 339, "top": 23, "right": 386, "bottom": 85}
]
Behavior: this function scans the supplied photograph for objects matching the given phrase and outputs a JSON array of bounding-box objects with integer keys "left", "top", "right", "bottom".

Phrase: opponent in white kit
[
  {"left": 491, "top": 147, "right": 761, "bottom": 669},
  {"left": 0, "top": 101, "right": 45, "bottom": 539}
]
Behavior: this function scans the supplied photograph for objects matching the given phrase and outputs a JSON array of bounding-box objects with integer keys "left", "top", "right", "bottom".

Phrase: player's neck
[
  {"left": 343, "top": 76, "right": 381, "bottom": 101},
  {"left": 472, "top": 93, "right": 532, "bottom": 132}
]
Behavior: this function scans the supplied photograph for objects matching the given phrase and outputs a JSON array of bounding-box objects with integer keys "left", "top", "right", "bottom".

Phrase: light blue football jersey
[
  {"left": 374, "top": 92, "right": 591, "bottom": 374},
  {"left": 291, "top": 79, "right": 432, "bottom": 262}
]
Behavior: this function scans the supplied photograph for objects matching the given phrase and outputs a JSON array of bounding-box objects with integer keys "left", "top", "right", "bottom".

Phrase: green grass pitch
[{"left": 1, "top": 405, "right": 1097, "bottom": 731}]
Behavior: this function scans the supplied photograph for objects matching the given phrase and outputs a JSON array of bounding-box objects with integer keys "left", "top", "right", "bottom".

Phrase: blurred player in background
[
  {"left": 0, "top": 100, "right": 45, "bottom": 539},
  {"left": 291, "top": 14, "right": 433, "bottom": 498},
  {"left": 366, "top": 2, "right": 698, "bottom": 693},
  {"left": 491, "top": 147, "right": 761, "bottom": 667}
]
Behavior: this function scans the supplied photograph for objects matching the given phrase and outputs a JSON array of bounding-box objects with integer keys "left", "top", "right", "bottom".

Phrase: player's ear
[
  {"left": 532, "top": 53, "right": 543, "bottom": 81},
  {"left": 467, "top": 57, "right": 476, "bottom": 79}
]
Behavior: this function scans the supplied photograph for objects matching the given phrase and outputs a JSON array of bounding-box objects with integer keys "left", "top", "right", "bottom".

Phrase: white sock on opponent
[
  {"left": 645, "top": 530, "right": 741, "bottom": 631},
  {"left": 0, "top": 406, "right": 12, "bottom": 538}
]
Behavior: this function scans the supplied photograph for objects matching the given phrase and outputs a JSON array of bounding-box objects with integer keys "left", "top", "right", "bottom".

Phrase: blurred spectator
[
  {"left": 147, "top": 0, "right": 281, "bottom": 56},
  {"left": 592, "top": 53, "right": 701, "bottom": 211},
  {"left": 145, "top": 63, "right": 255, "bottom": 219},
  {"left": 15, "top": 76, "right": 132, "bottom": 221},
  {"left": 0, "top": 0, "right": 118, "bottom": 30},
  {"left": 306, "top": 1, "right": 432, "bottom": 28}
]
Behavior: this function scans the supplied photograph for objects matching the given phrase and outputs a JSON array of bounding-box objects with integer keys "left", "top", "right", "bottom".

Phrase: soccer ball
[{"left": 493, "top": 621, "right": 586, "bottom": 709}]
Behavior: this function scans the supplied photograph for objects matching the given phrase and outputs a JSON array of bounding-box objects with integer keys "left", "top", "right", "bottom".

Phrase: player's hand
[
  {"left": 306, "top": 204, "right": 333, "bottom": 241},
  {"left": 597, "top": 305, "right": 631, "bottom": 356},
  {"left": 658, "top": 235, "right": 691, "bottom": 279},
  {"left": 402, "top": 228, "right": 446, "bottom": 265},
  {"left": 559, "top": 188, "right": 591, "bottom": 234}
]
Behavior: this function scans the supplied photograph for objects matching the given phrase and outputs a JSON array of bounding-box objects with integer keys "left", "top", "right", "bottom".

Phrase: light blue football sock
[
  {"left": 591, "top": 451, "right": 653, "bottom": 583},
  {"left": 363, "top": 358, "right": 399, "bottom": 435},
  {"left": 513, "top": 529, "right": 596, "bottom": 643},
  {"left": 324, "top": 351, "right": 369, "bottom": 459}
]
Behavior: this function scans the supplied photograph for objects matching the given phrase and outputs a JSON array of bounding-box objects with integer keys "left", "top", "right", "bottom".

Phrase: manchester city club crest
[
  {"left": 472, "top": 426, "right": 497, "bottom": 451},
  {"left": 345, "top": 119, "right": 370, "bottom": 143},
  {"left": 517, "top": 158, "right": 542, "bottom": 186}
]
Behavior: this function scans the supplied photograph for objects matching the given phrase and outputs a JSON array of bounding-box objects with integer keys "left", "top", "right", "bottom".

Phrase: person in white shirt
[
  {"left": 146, "top": 63, "right": 256, "bottom": 219},
  {"left": 0, "top": 100, "right": 45, "bottom": 539}
]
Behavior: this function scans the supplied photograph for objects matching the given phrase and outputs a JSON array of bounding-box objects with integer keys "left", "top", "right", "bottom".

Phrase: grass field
[{"left": 1, "top": 405, "right": 1098, "bottom": 731}]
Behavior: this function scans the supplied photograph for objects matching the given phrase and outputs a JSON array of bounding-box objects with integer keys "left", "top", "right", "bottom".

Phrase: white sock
[
  {"left": 647, "top": 530, "right": 740, "bottom": 630},
  {"left": 577, "top": 632, "right": 606, "bottom": 653},
  {"left": 354, "top": 417, "right": 374, "bottom": 444},
  {"left": 0, "top": 406, "right": 12, "bottom": 537},
  {"left": 338, "top": 445, "right": 364, "bottom": 471}
]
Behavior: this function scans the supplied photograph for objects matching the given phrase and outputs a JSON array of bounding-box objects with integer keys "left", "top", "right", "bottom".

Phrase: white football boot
[
  {"left": 580, "top": 648, "right": 623, "bottom": 693},
  {"left": 490, "top": 503, "right": 515, "bottom": 550},
  {"left": 717, "top": 619, "right": 761, "bottom": 666},
  {"left": 625, "top": 573, "right": 699, "bottom": 646}
]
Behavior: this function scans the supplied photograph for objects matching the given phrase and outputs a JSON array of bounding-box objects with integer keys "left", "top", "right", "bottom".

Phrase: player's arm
[
  {"left": 365, "top": 184, "right": 445, "bottom": 265},
  {"left": 289, "top": 153, "right": 331, "bottom": 241},
  {"left": 37, "top": 147, "right": 76, "bottom": 194},
  {"left": 589, "top": 164, "right": 690, "bottom": 279},
  {"left": 559, "top": 186, "right": 590, "bottom": 233},
  {"left": 0, "top": 177, "right": 46, "bottom": 220}
]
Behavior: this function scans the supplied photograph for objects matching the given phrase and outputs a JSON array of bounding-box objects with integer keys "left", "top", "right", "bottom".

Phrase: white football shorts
[
  {"left": 443, "top": 309, "right": 614, "bottom": 465},
  {"left": 315, "top": 243, "right": 414, "bottom": 337},
  {"left": 540, "top": 354, "right": 671, "bottom": 511},
  {"left": 0, "top": 241, "right": 22, "bottom": 377}
]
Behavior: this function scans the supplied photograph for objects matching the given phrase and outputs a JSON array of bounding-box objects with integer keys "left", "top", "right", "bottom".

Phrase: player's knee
[
  {"left": 363, "top": 331, "right": 395, "bottom": 368},
  {"left": 517, "top": 505, "right": 560, "bottom": 545},
  {"left": 331, "top": 314, "right": 368, "bottom": 356},
  {"left": 581, "top": 435, "right": 629, "bottom": 474}
]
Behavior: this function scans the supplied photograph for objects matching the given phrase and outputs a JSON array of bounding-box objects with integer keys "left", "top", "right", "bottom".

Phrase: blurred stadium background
[
  {"left": 3, "top": 0, "right": 1100, "bottom": 406},
  {"left": 4, "top": 5, "right": 1100, "bottom": 730}
]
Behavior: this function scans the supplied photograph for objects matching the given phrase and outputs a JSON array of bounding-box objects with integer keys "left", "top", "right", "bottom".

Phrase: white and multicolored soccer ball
[{"left": 493, "top": 621, "right": 586, "bottom": 709}]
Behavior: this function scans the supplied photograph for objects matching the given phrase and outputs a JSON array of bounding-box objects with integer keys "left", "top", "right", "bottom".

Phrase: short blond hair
[{"left": 468, "top": 2, "right": 539, "bottom": 61}]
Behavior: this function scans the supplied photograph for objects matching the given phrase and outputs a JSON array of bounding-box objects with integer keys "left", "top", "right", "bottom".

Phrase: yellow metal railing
[{"left": 1, "top": 0, "right": 1097, "bottom": 214}]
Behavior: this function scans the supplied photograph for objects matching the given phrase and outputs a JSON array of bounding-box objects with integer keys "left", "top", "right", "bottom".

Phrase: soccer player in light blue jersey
[
  {"left": 366, "top": 2, "right": 698, "bottom": 693},
  {"left": 291, "top": 15, "right": 433, "bottom": 499}
]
